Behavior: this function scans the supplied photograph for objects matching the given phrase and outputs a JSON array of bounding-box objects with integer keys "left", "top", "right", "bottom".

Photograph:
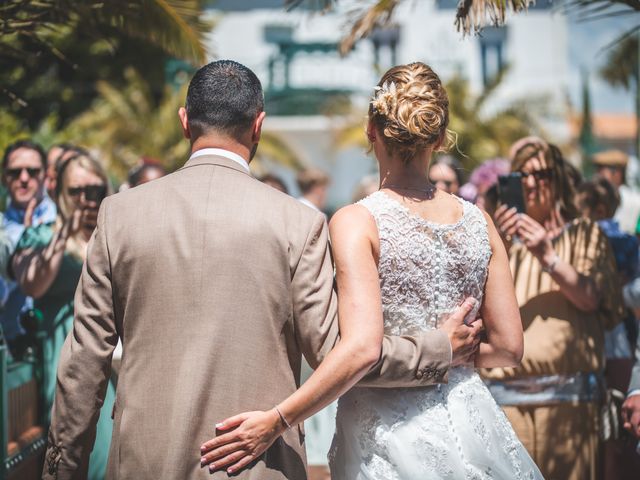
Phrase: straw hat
[{"left": 592, "top": 149, "right": 629, "bottom": 168}]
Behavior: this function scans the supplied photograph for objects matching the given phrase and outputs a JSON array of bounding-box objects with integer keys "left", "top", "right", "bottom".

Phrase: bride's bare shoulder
[
  {"left": 330, "top": 203, "right": 376, "bottom": 229},
  {"left": 329, "top": 204, "right": 379, "bottom": 247}
]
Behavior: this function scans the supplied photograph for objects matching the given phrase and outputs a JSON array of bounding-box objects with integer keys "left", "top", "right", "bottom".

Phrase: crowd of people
[
  {"left": 0, "top": 142, "right": 167, "bottom": 478},
  {"left": 1, "top": 67, "right": 640, "bottom": 480}
]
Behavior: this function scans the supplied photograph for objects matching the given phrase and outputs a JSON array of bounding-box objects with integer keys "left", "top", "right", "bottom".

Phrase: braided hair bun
[{"left": 369, "top": 62, "right": 454, "bottom": 162}]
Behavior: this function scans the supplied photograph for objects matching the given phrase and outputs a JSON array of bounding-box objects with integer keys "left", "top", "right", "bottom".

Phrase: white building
[{"left": 205, "top": 0, "right": 571, "bottom": 210}]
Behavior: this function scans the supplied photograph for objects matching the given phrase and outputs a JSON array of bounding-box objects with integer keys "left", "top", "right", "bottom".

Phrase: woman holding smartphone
[
  {"left": 12, "top": 152, "right": 114, "bottom": 480},
  {"left": 486, "top": 138, "right": 623, "bottom": 480}
]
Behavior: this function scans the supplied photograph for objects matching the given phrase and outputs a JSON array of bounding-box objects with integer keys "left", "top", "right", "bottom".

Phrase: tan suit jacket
[{"left": 42, "top": 155, "right": 452, "bottom": 480}]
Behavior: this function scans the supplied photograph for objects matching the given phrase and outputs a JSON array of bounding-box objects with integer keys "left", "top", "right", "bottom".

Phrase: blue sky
[{"left": 567, "top": 13, "right": 638, "bottom": 114}]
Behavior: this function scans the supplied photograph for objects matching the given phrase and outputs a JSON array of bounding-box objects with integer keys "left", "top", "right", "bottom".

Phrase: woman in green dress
[{"left": 12, "top": 153, "right": 115, "bottom": 480}]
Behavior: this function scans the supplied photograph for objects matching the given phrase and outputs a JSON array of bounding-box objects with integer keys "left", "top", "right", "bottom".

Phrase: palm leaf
[
  {"left": 338, "top": 0, "right": 401, "bottom": 55},
  {"left": 0, "top": 0, "right": 210, "bottom": 65},
  {"left": 599, "top": 33, "right": 638, "bottom": 90}
]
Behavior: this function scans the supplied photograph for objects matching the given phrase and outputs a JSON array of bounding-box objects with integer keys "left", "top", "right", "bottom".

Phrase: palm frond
[
  {"left": 599, "top": 33, "right": 638, "bottom": 90},
  {"left": 339, "top": 0, "right": 401, "bottom": 55},
  {"left": 0, "top": 0, "right": 210, "bottom": 65},
  {"left": 455, "top": 0, "right": 534, "bottom": 35}
]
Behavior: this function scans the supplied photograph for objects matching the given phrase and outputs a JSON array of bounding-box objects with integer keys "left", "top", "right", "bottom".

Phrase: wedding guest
[
  {"left": 0, "top": 140, "right": 57, "bottom": 342},
  {"left": 577, "top": 176, "right": 640, "bottom": 479},
  {"left": 428, "top": 154, "right": 463, "bottom": 195},
  {"left": 259, "top": 173, "right": 289, "bottom": 194},
  {"left": 45, "top": 144, "right": 89, "bottom": 199},
  {"left": 485, "top": 138, "right": 624, "bottom": 480},
  {"left": 128, "top": 160, "right": 167, "bottom": 188},
  {"left": 296, "top": 167, "right": 330, "bottom": 212},
  {"left": 593, "top": 149, "right": 640, "bottom": 235},
  {"left": 12, "top": 153, "right": 115, "bottom": 480}
]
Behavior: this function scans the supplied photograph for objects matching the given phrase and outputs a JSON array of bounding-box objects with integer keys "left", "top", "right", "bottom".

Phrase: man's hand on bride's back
[{"left": 439, "top": 297, "right": 483, "bottom": 366}]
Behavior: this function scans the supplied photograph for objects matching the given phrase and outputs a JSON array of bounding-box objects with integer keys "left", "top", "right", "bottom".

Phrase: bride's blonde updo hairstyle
[{"left": 369, "top": 62, "right": 454, "bottom": 162}]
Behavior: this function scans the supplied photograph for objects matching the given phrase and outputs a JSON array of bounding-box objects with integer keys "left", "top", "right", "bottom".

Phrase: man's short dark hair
[
  {"left": 185, "top": 60, "right": 264, "bottom": 140},
  {"left": 2, "top": 139, "right": 47, "bottom": 171}
]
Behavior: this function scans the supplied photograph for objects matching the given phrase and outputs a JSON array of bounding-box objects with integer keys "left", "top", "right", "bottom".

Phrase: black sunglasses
[
  {"left": 5, "top": 167, "right": 42, "bottom": 179},
  {"left": 519, "top": 168, "right": 553, "bottom": 181},
  {"left": 67, "top": 185, "right": 107, "bottom": 202},
  {"left": 429, "top": 177, "right": 454, "bottom": 188}
]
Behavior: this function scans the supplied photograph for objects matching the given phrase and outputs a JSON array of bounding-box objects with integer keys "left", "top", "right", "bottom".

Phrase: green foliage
[
  {"left": 61, "top": 68, "right": 191, "bottom": 178},
  {"left": 599, "top": 34, "right": 638, "bottom": 90},
  {"left": 445, "top": 73, "right": 539, "bottom": 167},
  {"left": 0, "top": 1, "right": 210, "bottom": 131}
]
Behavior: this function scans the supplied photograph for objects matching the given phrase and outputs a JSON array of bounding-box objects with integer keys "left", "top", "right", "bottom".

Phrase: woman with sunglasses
[
  {"left": 11, "top": 153, "right": 114, "bottom": 480},
  {"left": 428, "top": 154, "right": 463, "bottom": 195},
  {"left": 484, "top": 138, "right": 623, "bottom": 480}
]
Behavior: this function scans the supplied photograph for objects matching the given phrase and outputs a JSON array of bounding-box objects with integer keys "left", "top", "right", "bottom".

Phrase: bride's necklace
[{"left": 381, "top": 183, "right": 436, "bottom": 199}]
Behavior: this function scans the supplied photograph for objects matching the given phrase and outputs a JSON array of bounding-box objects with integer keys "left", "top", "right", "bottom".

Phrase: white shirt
[
  {"left": 298, "top": 197, "right": 321, "bottom": 212},
  {"left": 189, "top": 148, "right": 250, "bottom": 173}
]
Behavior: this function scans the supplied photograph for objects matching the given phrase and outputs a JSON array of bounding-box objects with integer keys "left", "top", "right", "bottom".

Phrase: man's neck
[{"left": 190, "top": 137, "right": 251, "bottom": 164}]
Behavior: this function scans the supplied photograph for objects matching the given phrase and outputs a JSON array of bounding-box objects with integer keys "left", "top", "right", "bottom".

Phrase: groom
[{"left": 43, "top": 60, "right": 481, "bottom": 480}]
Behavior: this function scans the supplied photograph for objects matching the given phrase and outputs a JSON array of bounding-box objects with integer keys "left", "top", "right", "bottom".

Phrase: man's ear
[
  {"left": 251, "top": 111, "right": 267, "bottom": 143},
  {"left": 178, "top": 107, "right": 191, "bottom": 139}
]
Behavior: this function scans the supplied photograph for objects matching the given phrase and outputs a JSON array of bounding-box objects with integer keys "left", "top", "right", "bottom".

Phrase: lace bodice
[{"left": 358, "top": 191, "right": 491, "bottom": 335}]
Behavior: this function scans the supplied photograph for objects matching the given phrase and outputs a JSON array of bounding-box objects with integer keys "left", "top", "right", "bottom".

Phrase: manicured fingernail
[
  {"left": 209, "top": 464, "right": 215, "bottom": 472},
  {"left": 227, "top": 468, "right": 234, "bottom": 474},
  {"left": 215, "top": 422, "right": 224, "bottom": 428},
  {"left": 200, "top": 456, "right": 206, "bottom": 464}
]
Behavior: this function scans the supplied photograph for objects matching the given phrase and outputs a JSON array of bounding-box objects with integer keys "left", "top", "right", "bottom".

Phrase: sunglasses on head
[
  {"left": 67, "top": 185, "right": 107, "bottom": 202},
  {"left": 5, "top": 167, "right": 42, "bottom": 180},
  {"left": 519, "top": 168, "right": 553, "bottom": 181}
]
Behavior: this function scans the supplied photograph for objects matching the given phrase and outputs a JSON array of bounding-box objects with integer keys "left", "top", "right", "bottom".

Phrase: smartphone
[{"left": 498, "top": 173, "right": 526, "bottom": 213}]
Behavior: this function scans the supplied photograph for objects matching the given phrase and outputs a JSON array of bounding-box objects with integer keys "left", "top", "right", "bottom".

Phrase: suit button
[{"left": 416, "top": 371, "right": 423, "bottom": 379}]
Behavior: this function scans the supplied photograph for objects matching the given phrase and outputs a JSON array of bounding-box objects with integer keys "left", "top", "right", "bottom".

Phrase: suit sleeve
[
  {"left": 292, "top": 212, "right": 452, "bottom": 389},
  {"left": 42, "top": 201, "right": 118, "bottom": 480}
]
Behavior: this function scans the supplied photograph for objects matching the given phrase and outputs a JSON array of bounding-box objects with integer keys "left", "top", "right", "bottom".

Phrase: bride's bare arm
[
  {"left": 475, "top": 211, "right": 524, "bottom": 368},
  {"left": 199, "top": 205, "right": 384, "bottom": 474}
]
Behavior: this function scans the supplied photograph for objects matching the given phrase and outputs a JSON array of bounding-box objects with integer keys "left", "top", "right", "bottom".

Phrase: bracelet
[
  {"left": 542, "top": 254, "right": 559, "bottom": 274},
  {"left": 274, "top": 405, "right": 292, "bottom": 430}
]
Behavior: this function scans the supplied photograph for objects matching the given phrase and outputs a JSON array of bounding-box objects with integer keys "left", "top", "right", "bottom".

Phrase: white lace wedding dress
[{"left": 328, "top": 191, "right": 543, "bottom": 480}]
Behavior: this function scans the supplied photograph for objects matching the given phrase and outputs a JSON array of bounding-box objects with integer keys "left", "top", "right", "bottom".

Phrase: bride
[{"left": 200, "top": 62, "right": 543, "bottom": 479}]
